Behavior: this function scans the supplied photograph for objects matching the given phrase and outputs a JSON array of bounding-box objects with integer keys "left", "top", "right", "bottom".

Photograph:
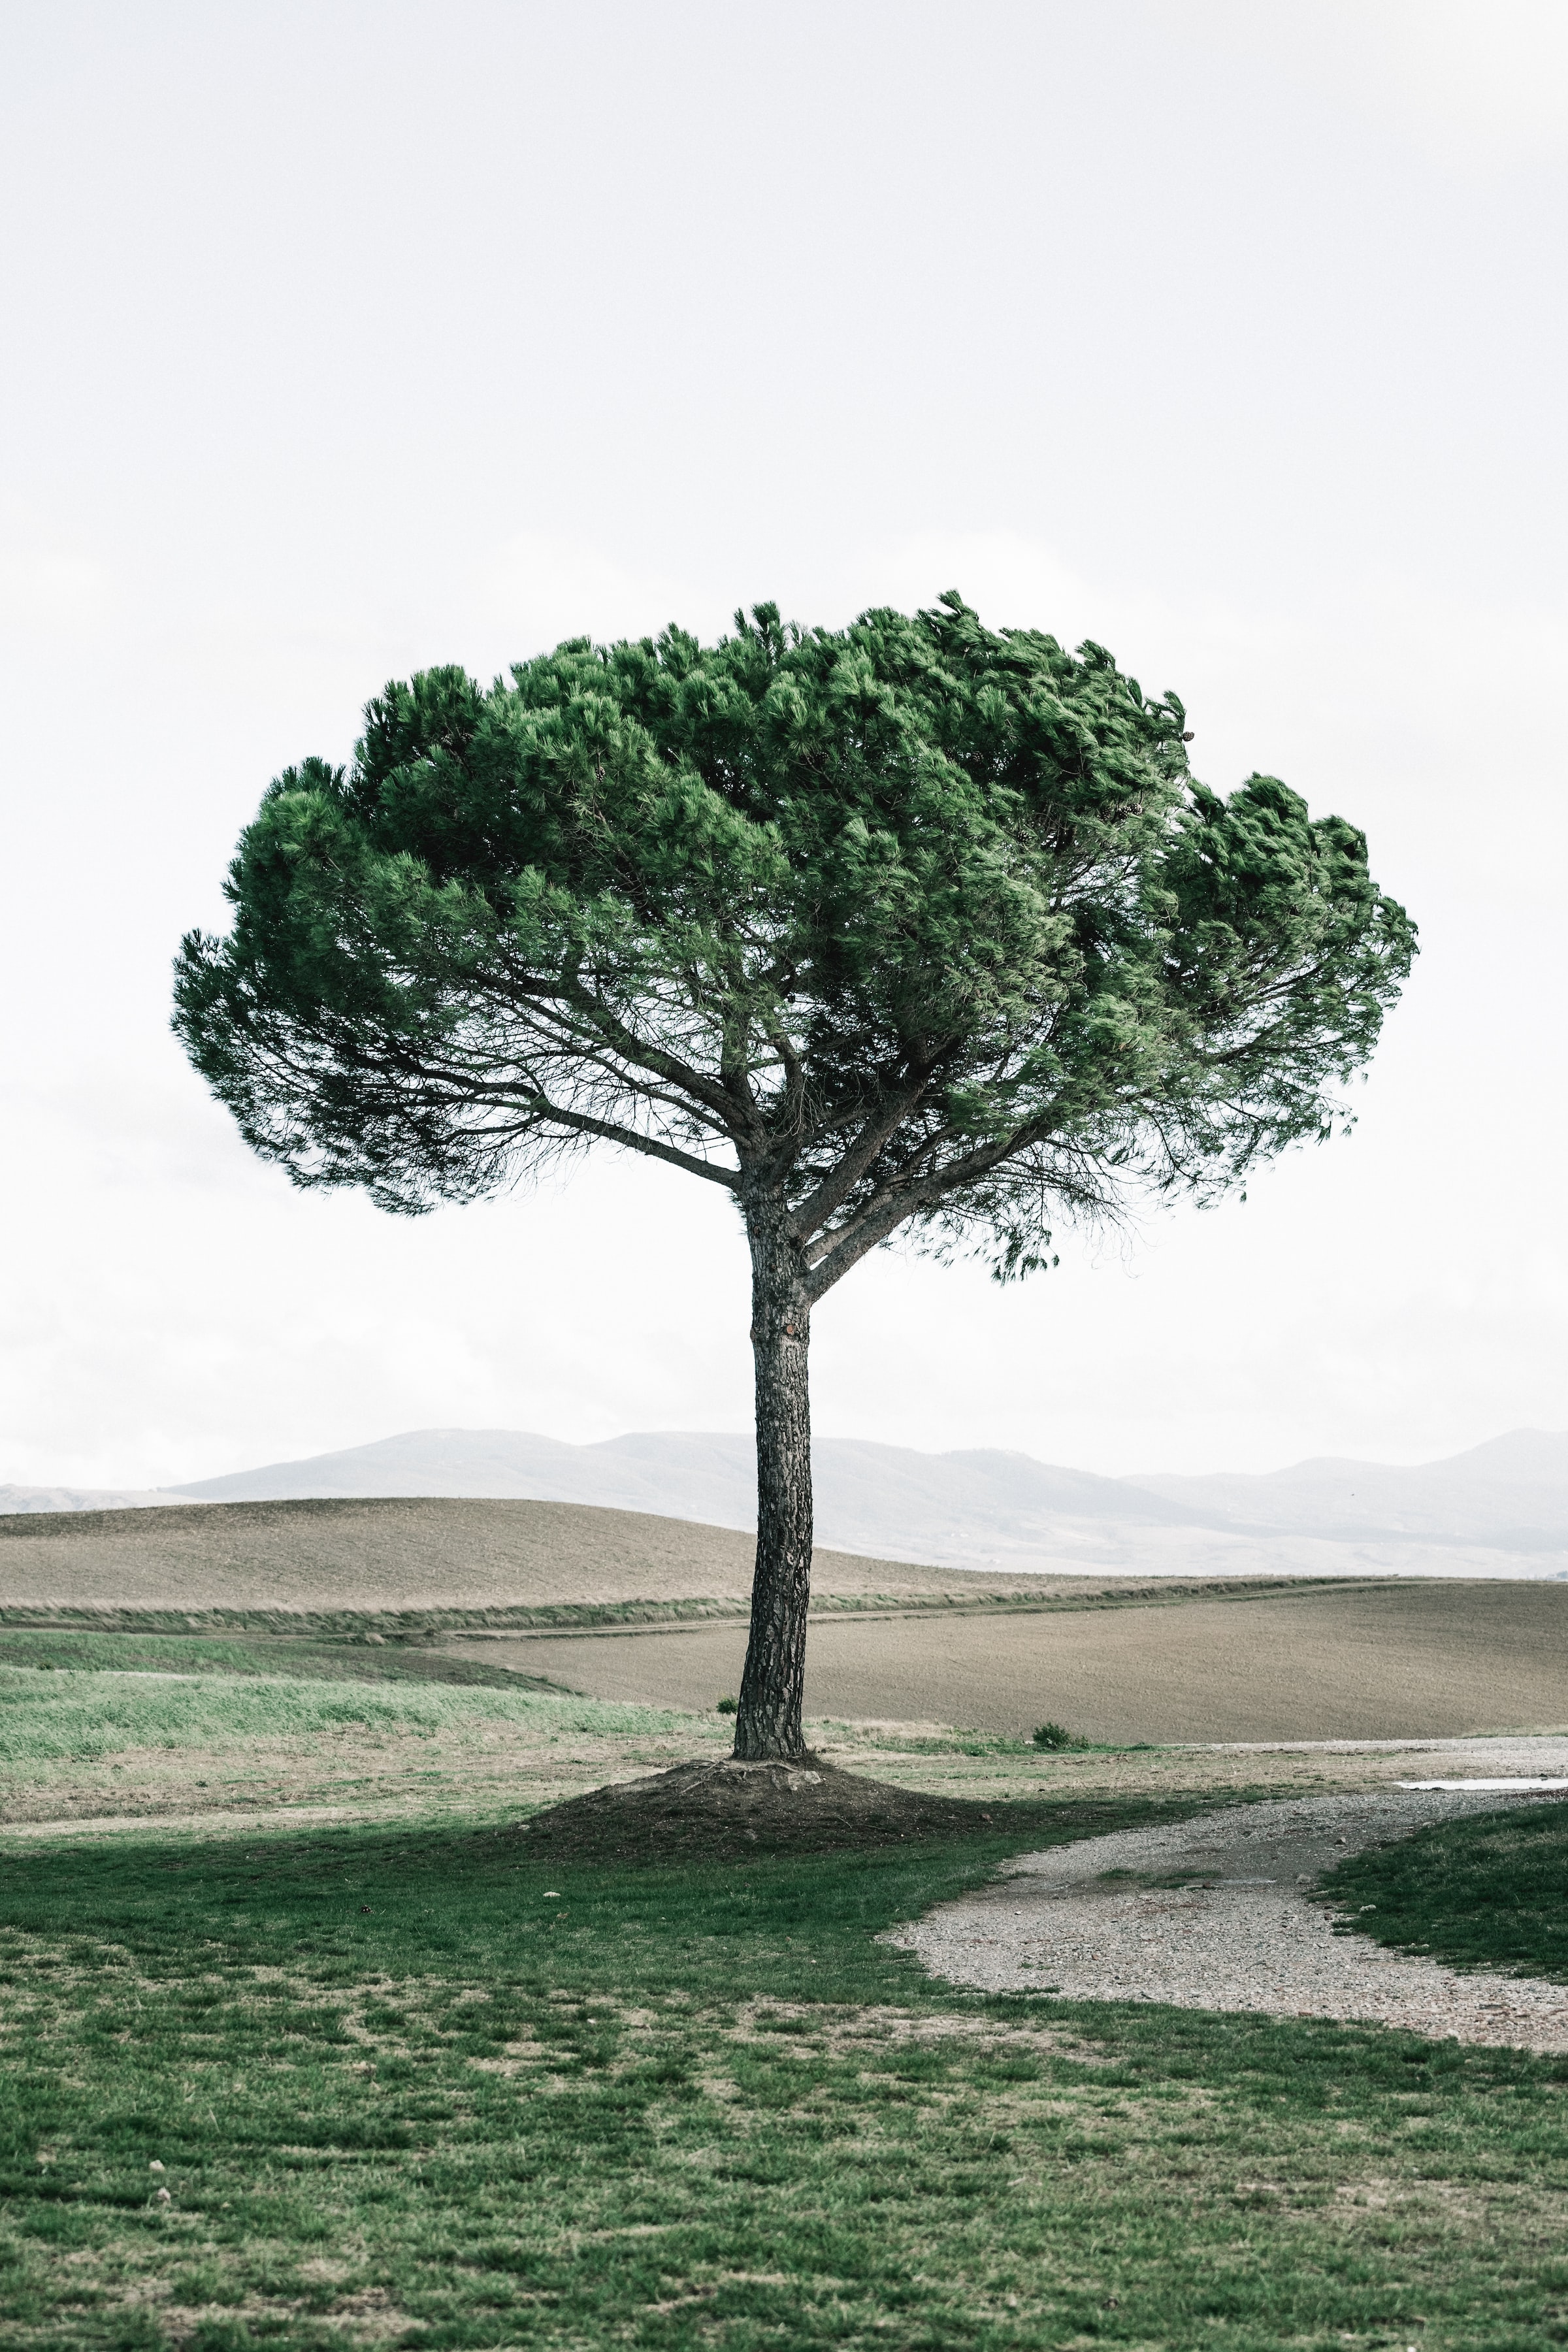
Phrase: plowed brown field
[
  {"left": 450, "top": 1578, "right": 1568, "bottom": 1742},
  {"left": 0, "top": 1495, "right": 1063, "bottom": 1610}
]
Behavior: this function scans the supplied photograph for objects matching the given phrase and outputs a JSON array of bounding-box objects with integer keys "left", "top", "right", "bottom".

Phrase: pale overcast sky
[{"left": 3, "top": 1, "right": 1565, "bottom": 1488}]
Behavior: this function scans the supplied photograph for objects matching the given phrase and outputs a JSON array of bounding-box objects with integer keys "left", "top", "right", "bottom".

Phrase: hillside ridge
[{"left": 5, "top": 1425, "right": 1566, "bottom": 1580}]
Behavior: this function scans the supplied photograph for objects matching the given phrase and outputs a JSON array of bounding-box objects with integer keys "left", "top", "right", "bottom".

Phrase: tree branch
[
  {"left": 527, "top": 1097, "right": 742, "bottom": 1186},
  {"left": 555, "top": 968, "right": 747, "bottom": 1130},
  {"left": 802, "top": 1124, "right": 1049, "bottom": 1299},
  {"left": 787, "top": 1064, "right": 939, "bottom": 1243}
]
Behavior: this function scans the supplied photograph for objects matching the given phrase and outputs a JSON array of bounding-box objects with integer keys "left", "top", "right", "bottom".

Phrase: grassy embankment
[{"left": 1, "top": 1646, "right": 1566, "bottom": 2348}]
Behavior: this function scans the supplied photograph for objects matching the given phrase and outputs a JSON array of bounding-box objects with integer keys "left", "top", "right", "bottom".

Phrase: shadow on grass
[{"left": 0, "top": 1791, "right": 1205, "bottom": 2002}]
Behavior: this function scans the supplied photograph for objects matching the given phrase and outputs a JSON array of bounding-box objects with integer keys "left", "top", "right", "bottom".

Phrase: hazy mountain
[
  {"left": 172, "top": 1427, "right": 1203, "bottom": 1528},
  {"left": 11, "top": 1427, "right": 1564, "bottom": 1577},
  {"left": 160, "top": 1424, "right": 1568, "bottom": 1579},
  {"left": 1128, "top": 1429, "right": 1568, "bottom": 1549},
  {"left": 0, "top": 1482, "right": 187, "bottom": 1515}
]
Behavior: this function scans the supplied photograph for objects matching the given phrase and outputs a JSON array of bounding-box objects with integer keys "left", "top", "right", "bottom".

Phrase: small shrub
[
  {"left": 1031, "top": 1721, "right": 1081, "bottom": 1750},
  {"left": 716, "top": 1697, "right": 737, "bottom": 1715}
]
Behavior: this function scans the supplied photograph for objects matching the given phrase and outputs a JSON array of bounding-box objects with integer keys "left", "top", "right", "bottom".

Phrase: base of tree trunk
[{"left": 515, "top": 1756, "right": 1007, "bottom": 1863}]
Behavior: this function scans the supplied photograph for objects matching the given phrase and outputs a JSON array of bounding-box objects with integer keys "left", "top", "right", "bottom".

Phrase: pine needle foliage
[{"left": 174, "top": 593, "right": 1414, "bottom": 1292}]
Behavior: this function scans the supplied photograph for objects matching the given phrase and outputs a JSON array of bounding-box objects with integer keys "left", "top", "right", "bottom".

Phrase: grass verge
[
  {"left": 1, "top": 1801, "right": 1566, "bottom": 2349},
  {"left": 0, "top": 1627, "right": 566, "bottom": 1693},
  {"left": 1318, "top": 1799, "right": 1568, "bottom": 1984},
  {"left": 0, "top": 1575, "right": 1394, "bottom": 1642}
]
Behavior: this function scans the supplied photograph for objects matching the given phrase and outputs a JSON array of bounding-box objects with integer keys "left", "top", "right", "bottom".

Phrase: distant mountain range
[
  {"left": 0, "top": 1482, "right": 176, "bottom": 1514},
  {"left": 5, "top": 1425, "right": 1567, "bottom": 1580}
]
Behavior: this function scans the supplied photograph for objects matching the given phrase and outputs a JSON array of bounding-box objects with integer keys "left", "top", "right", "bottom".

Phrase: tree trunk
[{"left": 733, "top": 1196, "right": 814, "bottom": 1761}]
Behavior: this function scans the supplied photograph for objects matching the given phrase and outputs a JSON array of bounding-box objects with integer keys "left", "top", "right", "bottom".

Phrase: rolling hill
[
  {"left": 169, "top": 1424, "right": 1568, "bottom": 1578},
  {"left": 5, "top": 1426, "right": 1566, "bottom": 1580}
]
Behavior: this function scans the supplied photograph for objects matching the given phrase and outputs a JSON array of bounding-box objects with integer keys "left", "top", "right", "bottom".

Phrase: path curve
[{"left": 889, "top": 1789, "right": 1568, "bottom": 2051}]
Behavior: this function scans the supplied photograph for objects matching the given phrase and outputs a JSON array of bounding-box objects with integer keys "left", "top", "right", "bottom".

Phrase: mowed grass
[
  {"left": 2, "top": 1797, "right": 1568, "bottom": 2347},
  {"left": 1320, "top": 1801, "right": 1568, "bottom": 1985}
]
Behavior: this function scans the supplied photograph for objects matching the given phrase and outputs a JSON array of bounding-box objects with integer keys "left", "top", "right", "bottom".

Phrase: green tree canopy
[{"left": 176, "top": 593, "right": 1415, "bottom": 1758}]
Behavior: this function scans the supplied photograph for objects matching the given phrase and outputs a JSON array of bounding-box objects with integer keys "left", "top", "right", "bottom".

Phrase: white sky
[{"left": 3, "top": 0, "right": 1565, "bottom": 1488}]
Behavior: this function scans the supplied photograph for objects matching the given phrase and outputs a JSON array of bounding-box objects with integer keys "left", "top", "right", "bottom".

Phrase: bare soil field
[
  {"left": 456, "top": 1577, "right": 1568, "bottom": 1742},
  {"left": 0, "top": 1495, "right": 1094, "bottom": 1612},
  {"left": 4, "top": 1497, "right": 1564, "bottom": 1744}
]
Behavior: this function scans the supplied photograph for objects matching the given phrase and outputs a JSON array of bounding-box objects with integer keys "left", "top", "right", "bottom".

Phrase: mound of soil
[{"left": 516, "top": 1755, "right": 1004, "bottom": 1861}]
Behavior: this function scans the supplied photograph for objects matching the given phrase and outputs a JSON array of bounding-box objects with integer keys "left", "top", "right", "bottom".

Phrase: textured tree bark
[{"left": 733, "top": 1197, "right": 814, "bottom": 1761}]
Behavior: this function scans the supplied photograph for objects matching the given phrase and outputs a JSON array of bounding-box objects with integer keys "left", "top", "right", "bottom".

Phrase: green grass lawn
[
  {"left": 3, "top": 1797, "right": 1567, "bottom": 2351},
  {"left": 1318, "top": 1801, "right": 1568, "bottom": 1984}
]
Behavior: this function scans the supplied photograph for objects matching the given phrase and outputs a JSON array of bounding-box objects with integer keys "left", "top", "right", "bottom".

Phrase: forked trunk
[{"left": 733, "top": 1198, "right": 813, "bottom": 1761}]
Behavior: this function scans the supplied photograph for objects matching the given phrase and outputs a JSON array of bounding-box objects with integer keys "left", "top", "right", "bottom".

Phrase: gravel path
[{"left": 889, "top": 1788, "right": 1568, "bottom": 2051}]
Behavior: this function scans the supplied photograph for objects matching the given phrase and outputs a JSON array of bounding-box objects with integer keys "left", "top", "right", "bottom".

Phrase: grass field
[
  {"left": 1320, "top": 1806, "right": 1568, "bottom": 1984},
  {"left": 1, "top": 1626, "right": 1567, "bottom": 2349},
  {"left": 0, "top": 1645, "right": 725, "bottom": 1830},
  {"left": 4, "top": 1786, "right": 1568, "bottom": 2349}
]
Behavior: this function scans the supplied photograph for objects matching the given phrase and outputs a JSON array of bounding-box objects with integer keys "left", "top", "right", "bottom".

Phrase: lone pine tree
[{"left": 175, "top": 595, "right": 1414, "bottom": 1761}]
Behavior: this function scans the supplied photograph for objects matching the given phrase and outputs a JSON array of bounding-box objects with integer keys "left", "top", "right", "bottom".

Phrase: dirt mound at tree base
[{"left": 515, "top": 1755, "right": 1004, "bottom": 1861}]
